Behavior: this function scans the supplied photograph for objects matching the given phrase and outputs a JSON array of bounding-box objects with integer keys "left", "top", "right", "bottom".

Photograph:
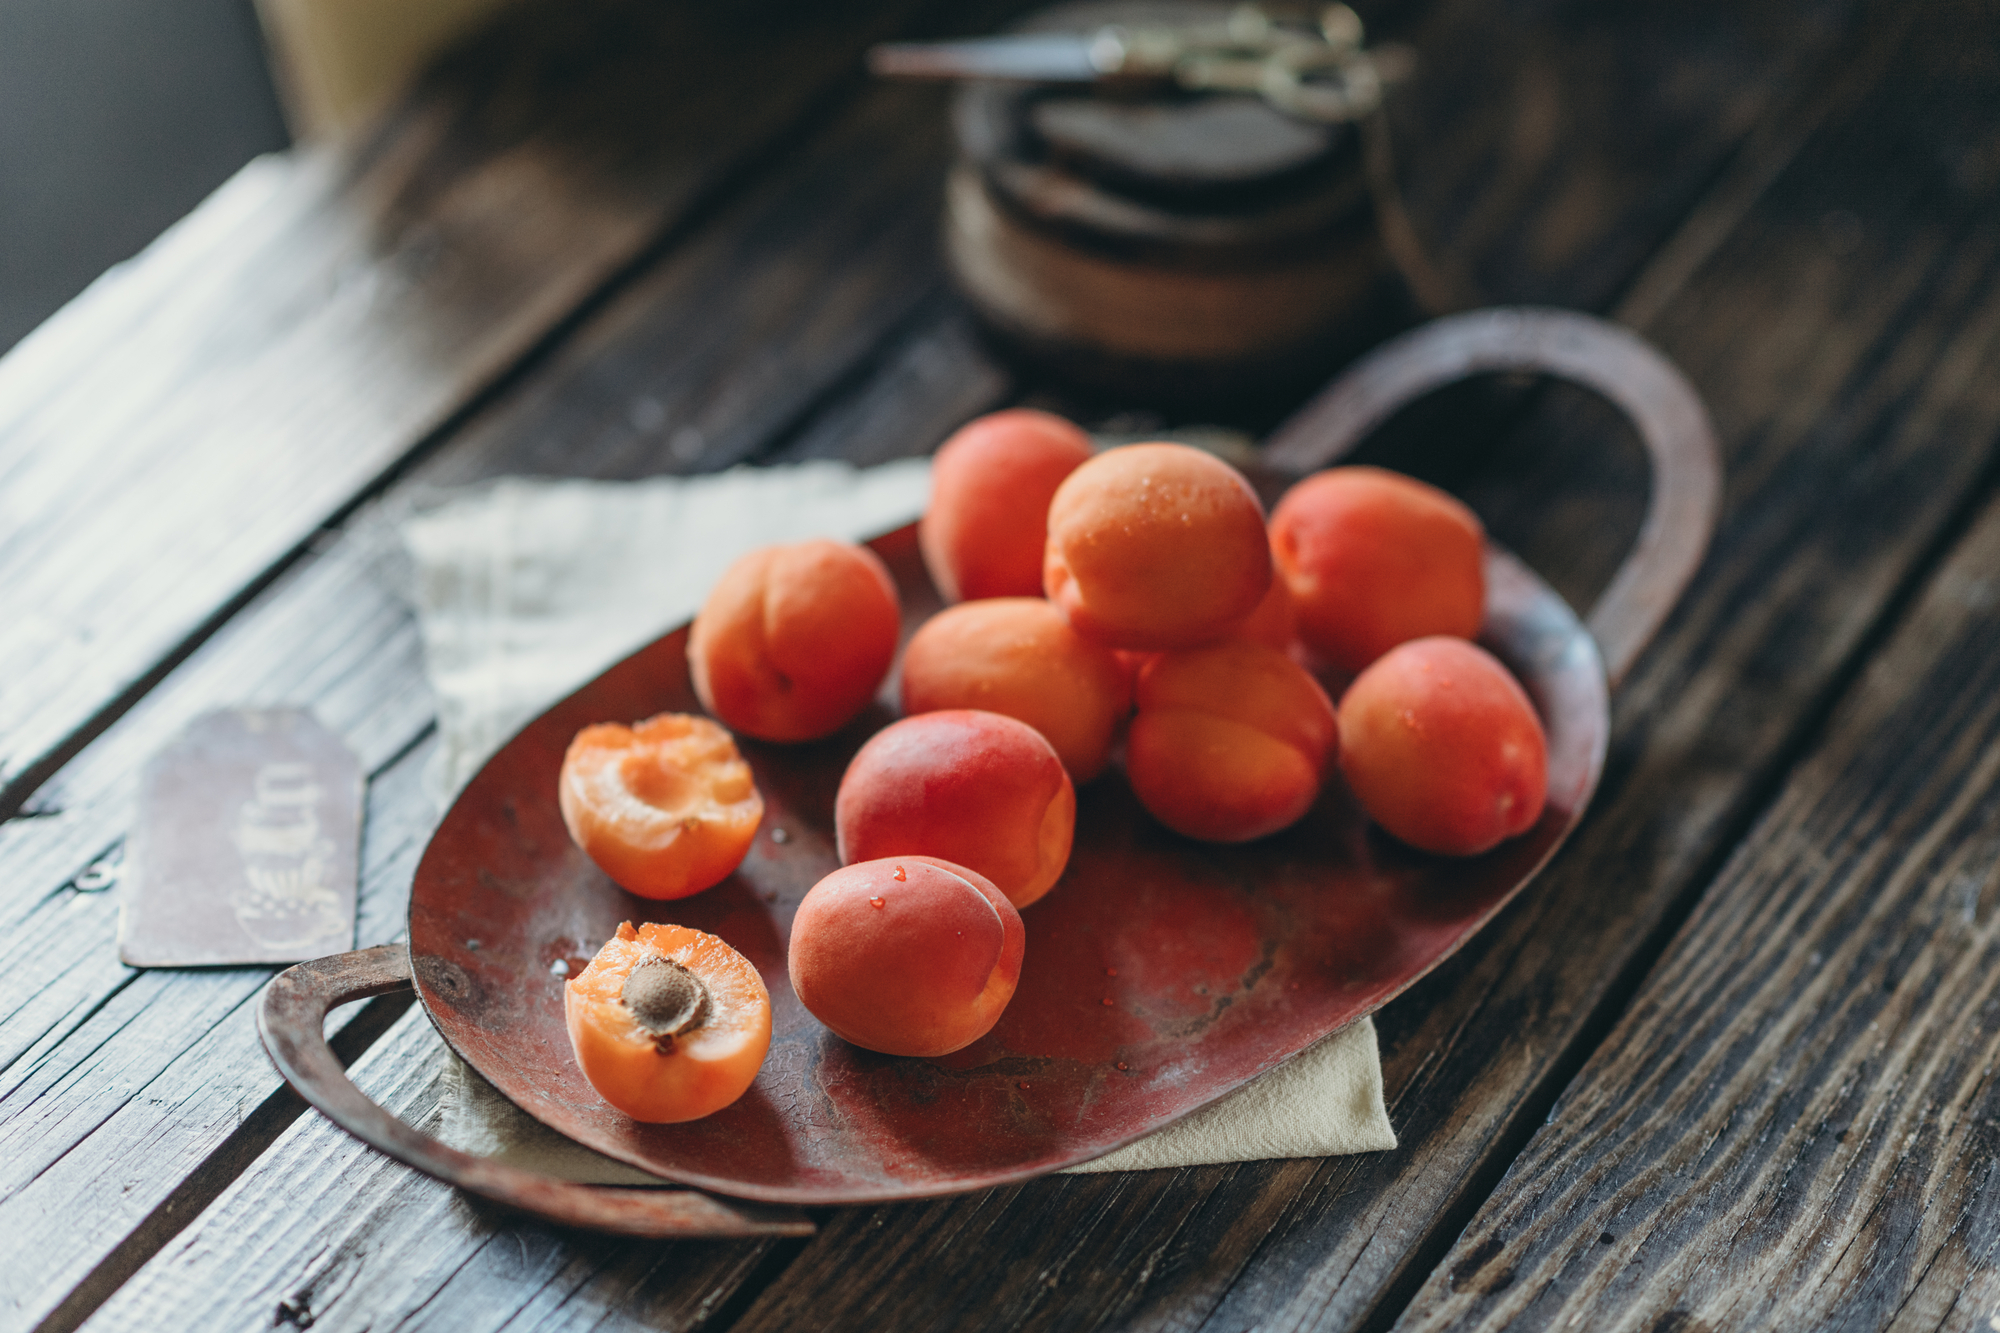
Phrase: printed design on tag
[{"left": 231, "top": 759, "right": 345, "bottom": 951}]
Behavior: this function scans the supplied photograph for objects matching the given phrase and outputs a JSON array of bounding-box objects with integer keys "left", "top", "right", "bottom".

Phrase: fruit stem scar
[{"left": 622, "top": 953, "right": 711, "bottom": 1050}]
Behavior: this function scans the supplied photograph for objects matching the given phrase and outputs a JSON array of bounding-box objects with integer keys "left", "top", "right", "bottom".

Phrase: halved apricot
[
  {"left": 559, "top": 714, "right": 762, "bottom": 899},
  {"left": 566, "top": 921, "right": 772, "bottom": 1123}
]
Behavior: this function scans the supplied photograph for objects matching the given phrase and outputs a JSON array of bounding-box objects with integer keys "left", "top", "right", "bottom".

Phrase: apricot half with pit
[{"left": 566, "top": 921, "right": 772, "bottom": 1122}]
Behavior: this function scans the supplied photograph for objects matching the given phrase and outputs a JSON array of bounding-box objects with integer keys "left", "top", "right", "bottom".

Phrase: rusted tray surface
[{"left": 260, "top": 308, "right": 1720, "bottom": 1232}]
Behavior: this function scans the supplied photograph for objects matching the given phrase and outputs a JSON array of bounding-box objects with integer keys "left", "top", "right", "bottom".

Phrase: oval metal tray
[{"left": 259, "top": 308, "right": 1719, "bottom": 1235}]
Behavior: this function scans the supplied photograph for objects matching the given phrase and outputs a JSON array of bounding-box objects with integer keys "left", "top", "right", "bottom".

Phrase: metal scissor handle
[{"left": 871, "top": 4, "right": 1405, "bottom": 125}]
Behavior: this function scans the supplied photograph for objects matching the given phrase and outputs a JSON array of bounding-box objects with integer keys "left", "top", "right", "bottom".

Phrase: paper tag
[{"left": 119, "top": 708, "right": 361, "bottom": 967}]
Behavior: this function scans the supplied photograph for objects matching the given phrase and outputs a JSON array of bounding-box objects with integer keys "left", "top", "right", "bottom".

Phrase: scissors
[{"left": 869, "top": 4, "right": 1400, "bottom": 125}]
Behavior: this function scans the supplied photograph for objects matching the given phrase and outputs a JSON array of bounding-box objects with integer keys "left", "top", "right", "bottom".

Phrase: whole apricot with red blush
[
  {"left": 1044, "top": 442, "right": 1272, "bottom": 650},
  {"left": 921, "top": 408, "right": 1095, "bottom": 603},
  {"left": 687, "top": 539, "right": 900, "bottom": 742},
  {"left": 788, "top": 855, "right": 1025, "bottom": 1057},
  {"left": 1338, "top": 636, "right": 1548, "bottom": 856},
  {"left": 566, "top": 921, "right": 771, "bottom": 1123},
  {"left": 1126, "top": 639, "right": 1337, "bottom": 842},
  {"left": 1270, "top": 466, "right": 1485, "bottom": 672},
  {"left": 559, "top": 713, "right": 762, "bottom": 899},
  {"left": 837, "top": 709, "right": 1075, "bottom": 908},
  {"left": 899, "top": 599, "right": 1130, "bottom": 782}
]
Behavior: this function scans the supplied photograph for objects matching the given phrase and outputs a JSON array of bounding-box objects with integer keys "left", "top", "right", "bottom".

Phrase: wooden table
[{"left": 5, "top": 0, "right": 1999, "bottom": 1327}]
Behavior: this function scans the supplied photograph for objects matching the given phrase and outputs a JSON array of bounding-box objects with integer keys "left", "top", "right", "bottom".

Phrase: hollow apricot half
[
  {"left": 558, "top": 713, "right": 763, "bottom": 900},
  {"left": 565, "top": 921, "right": 773, "bottom": 1123}
]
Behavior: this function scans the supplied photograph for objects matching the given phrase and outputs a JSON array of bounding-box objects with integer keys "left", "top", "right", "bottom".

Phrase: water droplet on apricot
[
  {"left": 869, "top": 896, "right": 885, "bottom": 909},
  {"left": 893, "top": 865, "right": 907, "bottom": 881}
]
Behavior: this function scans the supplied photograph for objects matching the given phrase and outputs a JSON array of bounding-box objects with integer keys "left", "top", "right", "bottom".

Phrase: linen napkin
[{"left": 397, "top": 461, "right": 1396, "bottom": 1178}]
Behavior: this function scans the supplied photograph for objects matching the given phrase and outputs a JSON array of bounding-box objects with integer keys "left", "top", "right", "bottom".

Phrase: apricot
[
  {"left": 1225, "top": 561, "right": 1295, "bottom": 650},
  {"left": 920, "top": 408, "right": 1095, "bottom": 603},
  {"left": 788, "top": 855, "right": 1025, "bottom": 1056},
  {"left": 899, "top": 599, "right": 1131, "bottom": 782},
  {"left": 836, "top": 710, "right": 1075, "bottom": 908},
  {"left": 1270, "top": 466, "right": 1485, "bottom": 673},
  {"left": 687, "top": 539, "right": 900, "bottom": 742},
  {"left": 1338, "top": 636, "right": 1548, "bottom": 856},
  {"left": 566, "top": 921, "right": 772, "bottom": 1123},
  {"left": 1126, "top": 639, "right": 1338, "bottom": 842},
  {"left": 1044, "top": 442, "right": 1272, "bottom": 650},
  {"left": 558, "top": 714, "right": 763, "bottom": 899}
]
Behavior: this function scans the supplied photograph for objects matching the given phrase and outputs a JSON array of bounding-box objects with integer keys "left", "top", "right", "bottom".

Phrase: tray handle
[
  {"left": 1261, "top": 307, "right": 1721, "bottom": 689},
  {"left": 258, "top": 944, "right": 814, "bottom": 1238}
]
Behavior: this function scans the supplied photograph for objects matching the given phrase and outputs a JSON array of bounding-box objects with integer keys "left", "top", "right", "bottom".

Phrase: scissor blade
[{"left": 868, "top": 35, "right": 1102, "bottom": 82}]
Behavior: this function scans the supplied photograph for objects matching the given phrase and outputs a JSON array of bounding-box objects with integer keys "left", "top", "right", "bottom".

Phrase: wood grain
[
  {"left": 2, "top": 0, "right": 1965, "bottom": 1329},
  {"left": 0, "top": 69, "right": 1016, "bottom": 1333},
  {"left": 1398, "top": 484, "right": 2000, "bottom": 1330},
  {"left": 0, "top": 735, "right": 432, "bottom": 1333},
  {"left": 0, "top": 0, "right": 950, "bottom": 816},
  {"left": 76, "top": 1001, "right": 785, "bottom": 1333},
  {"left": 723, "top": 2, "right": 2000, "bottom": 1329},
  {"left": 1381, "top": 0, "right": 1858, "bottom": 313}
]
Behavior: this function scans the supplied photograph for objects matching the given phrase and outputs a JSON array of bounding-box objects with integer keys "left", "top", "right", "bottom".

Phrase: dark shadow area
[{"left": 0, "top": 0, "right": 288, "bottom": 354}]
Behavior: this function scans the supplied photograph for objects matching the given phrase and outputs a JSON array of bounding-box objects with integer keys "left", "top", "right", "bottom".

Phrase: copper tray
[{"left": 259, "top": 309, "right": 1719, "bottom": 1237}]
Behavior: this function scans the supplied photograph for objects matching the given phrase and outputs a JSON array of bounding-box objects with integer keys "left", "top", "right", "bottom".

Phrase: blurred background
[
  {"left": 0, "top": 0, "right": 288, "bottom": 353},
  {"left": 0, "top": 0, "right": 526, "bottom": 354}
]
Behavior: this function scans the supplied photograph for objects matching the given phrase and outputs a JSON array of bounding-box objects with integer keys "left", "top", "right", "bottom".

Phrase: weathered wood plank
[
  {"left": 0, "top": 0, "right": 954, "bottom": 815},
  {"left": 720, "top": 2, "right": 2000, "bottom": 1330},
  {"left": 1397, "top": 482, "right": 2000, "bottom": 1329},
  {"left": 1381, "top": 0, "right": 1854, "bottom": 314},
  {"left": 406, "top": 80, "right": 968, "bottom": 487},
  {"left": 8, "top": 1, "right": 1913, "bottom": 1330},
  {"left": 0, "top": 71, "right": 1012, "bottom": 1333},
  {"left": 75, "top": 1001, "right": 786, "bottom": 1333},
  {"left": 0, "top": 736, "right": 431, "bottom": 1333}
]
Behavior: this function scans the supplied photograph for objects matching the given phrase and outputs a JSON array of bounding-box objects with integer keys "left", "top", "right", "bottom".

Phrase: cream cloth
[{"left": 399, "top": 461, "right": 1395, "bottom": 1178}]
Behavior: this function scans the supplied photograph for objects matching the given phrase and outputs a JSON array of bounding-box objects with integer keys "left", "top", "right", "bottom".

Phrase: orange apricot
[
  {"left": 687, "top": 539, "right": 900, "bottom": 742},
  {"left": 899, "top": 598, "right": 1131, "bottom": 782},
  {"left": 566, "top": 921, "right": 772, "bottom": 1122},
  {"left": 1224, "top": 559, "right": 1296, "bottom": 650},
  {"left": 1043, "top": 442, "right": 1272, "bottom": 650},
  {"left": 920, "top": 408, "right": 1095, "bottom": 603},
  {"left": 558, "top": 714, "right": 763, "bottom": 899},
  {"left": 836, "top": 710, "right": 1075, "bottom": 908},
  {"left": 1270, "top": 466, "right": 1485, "bottom": 673},
  {"left": 1337, "top": 636, "right": 1548, "bottom": 855},
  {"left": 1126, "top": 638, "right": 1338, "bottom": 842},
  {"left": 788, "top": 855, "right": 1025, "bottom": 1057}
]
